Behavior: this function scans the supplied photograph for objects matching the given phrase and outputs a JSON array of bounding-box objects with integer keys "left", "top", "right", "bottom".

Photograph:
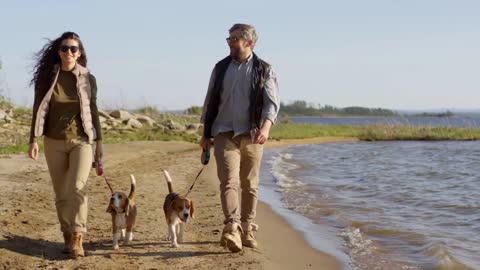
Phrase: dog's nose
[
  {"left": 110, "top": 197, "right": 114, "bottom": 201},
  {"left": 184, "top": 213, "right": 189, "bottom": 218}
]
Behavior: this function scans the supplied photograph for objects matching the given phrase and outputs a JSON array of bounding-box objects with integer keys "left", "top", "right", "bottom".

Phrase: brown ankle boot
[
  {"left": 220, "top": 222, "right": 243, "bottom": 253},
  {"left": 241, "top": 222, "right": 259, "bottom": 248},
  {"left": 70, "top": 232, "right": 85, "bottom": 259},
  {"left": 62, "top": 232, "right": 71, "bottom": 254}
]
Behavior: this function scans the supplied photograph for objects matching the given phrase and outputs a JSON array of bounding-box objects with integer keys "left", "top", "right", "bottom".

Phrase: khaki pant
[
  {"left": 214, "top": 132, "right": 263, "bottom": 224},
  {"left": 44, "top": 137, "right": 93, "bottom": 233}
]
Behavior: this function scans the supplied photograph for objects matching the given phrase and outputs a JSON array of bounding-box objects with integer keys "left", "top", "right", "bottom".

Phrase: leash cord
[
  {"left": 103, "top": 175, "right": 114, "bottom": 194},
  {"left": 184, "top": 165, "right": 206, "bottom": 197}
]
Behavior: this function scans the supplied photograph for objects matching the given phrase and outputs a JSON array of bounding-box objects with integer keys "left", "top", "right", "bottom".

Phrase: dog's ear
[
  {"left": 189, "top": 200, "right": 195, "bottom": 219},
  {"left": 125, "top": 198, "right": 131, "bottom": 216},
  {"left": 106, "top": 202, "right": 113, "bottom": 213}
]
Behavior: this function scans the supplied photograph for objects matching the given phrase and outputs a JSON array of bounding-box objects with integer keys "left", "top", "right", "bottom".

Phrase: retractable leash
[
  {"left": 184, "top": 147, "right": 210, "bottom": 197},
  {"left": 103, "top": 175, "right": 114, "bottom": 194},
  {"left": 92, "top": 159, "right": 113, "bottom": 194}
]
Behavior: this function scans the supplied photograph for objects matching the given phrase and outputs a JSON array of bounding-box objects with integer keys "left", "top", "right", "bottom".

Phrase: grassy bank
[
  {"left": 270, "top": 122, "right": 480, "bottom": 141},
  {"left": 102, "top": 128, "right": 199, "bottom": 144},
  {"left": 2, "top": 119, "right": 480, "bottom": 156}
]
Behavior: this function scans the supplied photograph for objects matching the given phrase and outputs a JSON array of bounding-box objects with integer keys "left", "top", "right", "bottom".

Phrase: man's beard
[{"left": 230, "top": 47, "right": 241, "bottom": 61}]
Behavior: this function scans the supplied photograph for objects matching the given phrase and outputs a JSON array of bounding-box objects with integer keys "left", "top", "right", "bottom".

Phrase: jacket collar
[{"left": 54, "top": 63, "right": 89, "bottom": 77}]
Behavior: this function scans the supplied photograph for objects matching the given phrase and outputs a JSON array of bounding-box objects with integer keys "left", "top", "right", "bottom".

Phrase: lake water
[
  {"left": 290, "top": 115, "right": 480, "bottom": 128},
  {"left": 260, "top": 141, "right": 480, "bottom": 270}
]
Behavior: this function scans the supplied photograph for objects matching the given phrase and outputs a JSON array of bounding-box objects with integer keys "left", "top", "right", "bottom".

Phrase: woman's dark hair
[{"left": 31, "top": 31, "right": 87, "bottom": 95}]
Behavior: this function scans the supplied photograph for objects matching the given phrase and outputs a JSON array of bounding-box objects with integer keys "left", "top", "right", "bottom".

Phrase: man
[{"left": 200, "top": 23, "right": 280, "bottom": 252}]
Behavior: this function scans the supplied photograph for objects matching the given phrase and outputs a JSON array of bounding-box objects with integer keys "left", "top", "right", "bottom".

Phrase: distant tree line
[
  {"left": 413, "top": 111, "right": 454, "bottom": 117},
  {"left": 279, "top": 100, "right": 398, "bottom": 116}
]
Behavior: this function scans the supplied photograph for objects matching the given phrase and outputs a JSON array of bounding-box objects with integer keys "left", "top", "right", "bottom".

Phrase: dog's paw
[
  {"left": 126, "top": 232, "right": 133, "bottom": 242},
  {"left": 113, "top": 244, "right": 120, "bottom": 250},
  {"left": 171, "top": 242, "right": 179, "bottom": 248}
]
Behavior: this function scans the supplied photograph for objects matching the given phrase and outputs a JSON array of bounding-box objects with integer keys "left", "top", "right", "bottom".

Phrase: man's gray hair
[{"left": 229, "top": 24, "right": 258, "bottom": 48}]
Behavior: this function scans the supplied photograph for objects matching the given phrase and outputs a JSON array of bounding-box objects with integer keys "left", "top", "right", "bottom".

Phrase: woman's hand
[
  {"left": 28, "top": 142, "right": 39, "bottom": 160},
  {"left": 95, "top": 140, "right": 103, "bottom": 161}
]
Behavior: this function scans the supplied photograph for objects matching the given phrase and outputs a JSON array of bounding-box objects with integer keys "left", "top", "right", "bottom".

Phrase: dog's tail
[
  {"left": 128, "top": 174, "right": 136, "bottom": 200},
  {"left": 163, "top": 170, "right": 174, "bottom": 193}
]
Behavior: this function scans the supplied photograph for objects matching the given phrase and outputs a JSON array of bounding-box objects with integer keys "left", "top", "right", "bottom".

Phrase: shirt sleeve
[
  {"left": 89, "top": 74, "right": 102, "bottom": 141},
  {"left": 261, "top": 67, "right": 280, "bottom": 124},
  {"left": 200, "top": 67, "right": 216, "bottom": 123}
]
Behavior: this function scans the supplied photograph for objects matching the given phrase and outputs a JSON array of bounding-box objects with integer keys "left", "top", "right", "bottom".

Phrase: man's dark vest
[{"left": 203, "top": 53, "right": 271, "bottom": 138}]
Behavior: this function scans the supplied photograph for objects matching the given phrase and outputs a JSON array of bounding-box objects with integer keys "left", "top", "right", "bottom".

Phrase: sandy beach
[{"left": 0, "top": 137, "right": 356, "bottom": 270}]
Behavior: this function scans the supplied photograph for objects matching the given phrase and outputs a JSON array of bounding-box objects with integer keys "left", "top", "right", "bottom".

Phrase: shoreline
[
  {"left": 0, "top": 137, "right": 356, "bottom": 269},
  {"left": 260, "top": 136, "right": 358, "bottom": 270},
  {"left": 197, "top": 136, "right": 358, "bottom": 269}
]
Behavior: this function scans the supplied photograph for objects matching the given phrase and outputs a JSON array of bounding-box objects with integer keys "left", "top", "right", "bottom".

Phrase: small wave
[
  {"left": 270, "top": 152, "right": 306, "bottom": 190},
  {"left": 340, "top": 227, "right": 374, "bottom": 255},
  {"left": 419, "top": 242, "right": 474, "bottom": 270}
]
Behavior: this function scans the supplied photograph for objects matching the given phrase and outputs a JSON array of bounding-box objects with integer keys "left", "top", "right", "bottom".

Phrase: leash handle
[{"left": 201, "top": 147, "right": 210, "bottom": 165}]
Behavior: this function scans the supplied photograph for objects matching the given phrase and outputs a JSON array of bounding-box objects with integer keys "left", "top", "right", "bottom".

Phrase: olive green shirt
[{"left": 44, "top": 70, "right": 102, "bottom": 141}]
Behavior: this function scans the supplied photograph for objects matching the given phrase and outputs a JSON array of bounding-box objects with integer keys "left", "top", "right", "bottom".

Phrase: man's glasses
[
  {"left": 226, "top": 36, "right": 241, "bottom": 43},
  {"left": 60, "top": 45, "right": 79, "bottom": 53}
]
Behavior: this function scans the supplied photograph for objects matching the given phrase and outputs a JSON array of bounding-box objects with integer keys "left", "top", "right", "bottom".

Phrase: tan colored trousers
[
  {"left": 214, "top": 132, "right": 263, "bottom": 224},
  {"left": 44, "top": 137, "right": 92, "bottom": 233}
]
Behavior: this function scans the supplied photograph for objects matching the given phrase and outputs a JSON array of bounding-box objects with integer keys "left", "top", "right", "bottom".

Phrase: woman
[{"left": 28, "top": 32, "right": 103, "bottom": 259}]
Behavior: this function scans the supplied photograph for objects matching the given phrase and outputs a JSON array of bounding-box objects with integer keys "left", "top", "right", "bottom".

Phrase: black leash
[
  {"left": 103, "top": 175, "right": 114, "bottom": 194},
  {"left": 184, "top": 148, "right": 210, "bottom": 197},
  {"left": 184, "top": 165, "right": 206, "bottom": 197}
]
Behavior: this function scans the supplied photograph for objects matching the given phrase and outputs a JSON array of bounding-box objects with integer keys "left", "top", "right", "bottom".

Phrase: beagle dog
[
  {"left": 162, "top": 170, "right": 195, "bottom": 248},
  {"left": 106, "top": 174, "right": 137, "bottom": 250}
]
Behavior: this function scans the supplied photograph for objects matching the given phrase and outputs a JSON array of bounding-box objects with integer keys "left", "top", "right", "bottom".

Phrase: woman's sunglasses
[{"left": 60, "top": 45, "right": 79, "bottom": 53}]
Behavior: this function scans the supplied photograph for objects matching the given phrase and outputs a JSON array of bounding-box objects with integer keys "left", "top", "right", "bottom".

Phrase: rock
[
  {"left": 124, "top": 118, "right": 143, "bottom": 129},
  {"left": 4, "top": 115, "right": 15, "bottom": 123},
  {"left": 106, "top": 118, "right": 121, "bottom": 127},
  {"left": 135, "top": 115, "right": 155, "bottom": 126},
  {"left": 186, "top": 123, "right": 202, "bottom": 130},
  {"left": 4, "top": 109, "right": 14, "bottom": 117},
  {"left": 0, "top": 109, "right": 6, "bottom": 121},
  {"left": 162, "top": 119, "right": 185, "bottom": 131},
  {"left": 99, "top": 116, "right": 107, "bottom": 123},
  {"left": 98, "top": 109, "right": 115, "bottom": 120},
  {"left": 109, "top": 110, "right": 135, "bottom": 120},
  {"left": 100, "top": 122, "right": 112, "bottom": 130}
]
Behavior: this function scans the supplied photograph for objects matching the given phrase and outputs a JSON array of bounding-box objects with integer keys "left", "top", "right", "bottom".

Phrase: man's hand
[
  {"left": 200, "top": 135, "right": 211, "bottom": 150},
  {"left": 254, "top": 119, "right": 273, "bottom": 145},
  {"left": 28, "top": 142, "right": 39, "bottom": 160}
]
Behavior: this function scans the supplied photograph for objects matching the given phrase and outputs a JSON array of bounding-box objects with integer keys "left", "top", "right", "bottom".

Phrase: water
[
  {"left": 290, "top": 115, "right": 480, "bottom": 128},
  {"left": 260, "top": 141, "right": 480, "bottom": 270}
]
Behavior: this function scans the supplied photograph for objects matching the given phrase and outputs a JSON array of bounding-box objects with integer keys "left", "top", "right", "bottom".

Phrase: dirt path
[{"left": 0, "top": 141, "right": 265, "bottom": 270}]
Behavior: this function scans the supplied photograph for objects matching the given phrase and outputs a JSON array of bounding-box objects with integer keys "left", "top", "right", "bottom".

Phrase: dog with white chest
[
  {"left": 106, "top": 174, "right": 137, "bottom": 250},
  {"left": 162, "top": 170, "right": 195, "bottom": 248}
]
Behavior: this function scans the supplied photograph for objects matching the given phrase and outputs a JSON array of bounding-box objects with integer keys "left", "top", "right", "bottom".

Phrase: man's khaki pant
[
  {"left": 44, "top": 137, "right": 92, "bottom": 233},
  {"left": 214, "top": 132, "right": 263, "bottom": 224}
]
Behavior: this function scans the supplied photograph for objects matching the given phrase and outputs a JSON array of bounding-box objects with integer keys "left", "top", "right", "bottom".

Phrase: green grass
[
  {"left": 271, "top": 122, "right": 480, "bottom": 141},
  {"left": 102, "top": 127, "right": 200, "bottom": 144},
  {"left": 2, "top": 115, "right": 480, "bottom": 156},
  {"left": 358, "top": 124, "right": 480, "bottom": 141},
  {"left": 270, "top": 122, "right": 361, "bottom": 139}
]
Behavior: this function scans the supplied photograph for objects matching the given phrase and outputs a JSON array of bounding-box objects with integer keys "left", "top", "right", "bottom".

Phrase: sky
[{"left": 0, "top": 0, "right": 479, "bottom": 111}]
